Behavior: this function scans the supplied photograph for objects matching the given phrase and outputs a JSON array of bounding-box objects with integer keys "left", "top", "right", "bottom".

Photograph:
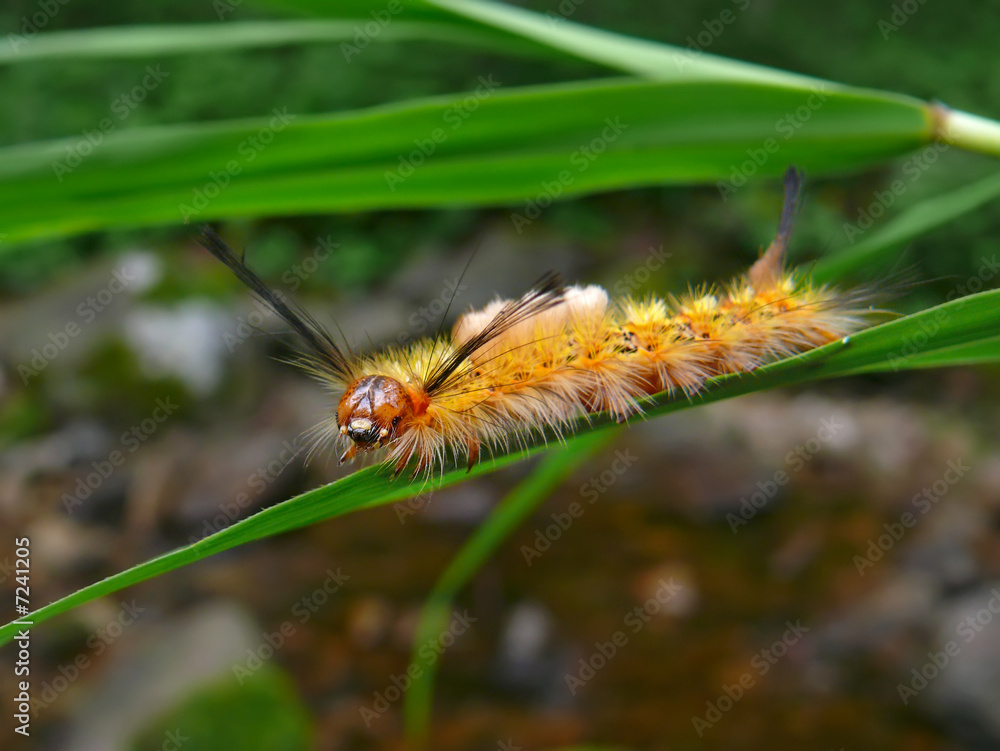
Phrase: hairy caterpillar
[{"left": 200, "top": 168, "right": 875, "bottom": 478}]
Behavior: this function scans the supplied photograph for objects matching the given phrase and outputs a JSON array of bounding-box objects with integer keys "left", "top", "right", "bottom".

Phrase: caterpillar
[{"left": 200, "top": 168, "right": 875, "bottom": 478}]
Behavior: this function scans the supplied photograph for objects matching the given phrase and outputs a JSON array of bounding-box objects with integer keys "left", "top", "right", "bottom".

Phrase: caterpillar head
[{"left": 337, "top": 375, "right": 413, "bottom": 451}]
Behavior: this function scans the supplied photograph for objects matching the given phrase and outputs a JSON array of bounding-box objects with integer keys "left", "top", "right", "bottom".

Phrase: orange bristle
[{"left": 201, "top": 168, "right": 881, "bottom": 479}]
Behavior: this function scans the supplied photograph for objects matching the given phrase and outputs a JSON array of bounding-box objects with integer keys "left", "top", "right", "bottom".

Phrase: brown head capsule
[{"left": 337, "top": 375, "right": 413, "bottom": 454}]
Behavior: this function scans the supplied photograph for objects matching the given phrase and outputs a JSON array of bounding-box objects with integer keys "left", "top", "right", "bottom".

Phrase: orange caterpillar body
[{"left": 201, "top": 169, "right": 873, "bottom": 477}]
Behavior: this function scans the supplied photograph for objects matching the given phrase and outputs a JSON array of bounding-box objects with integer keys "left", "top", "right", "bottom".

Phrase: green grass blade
[
  {"left": 419, "top": 0, "right": 817, "bottom": 85},
  {"left": 266, "top": 0, "right": 1000, "bottom": 156},
  {"left": 402, "top": 429, "right": 618, "bottom": 746},
  {"left": 851, "top": 336, "right": 1000, "bottom": 372},
  {"left": 0, "top": 78, "right": 931, "bottom": 247},
  {"left": 812, "top": 170, "right": 1000, "bottom": 284},
  {"left": 261, "top": 0, "right": 819, "bottom": 85},
  {"left": 2, "top": 287, "right": 999, "bottom": 647},
  {"left": 421, "top": 0, "right": 1000, "bottom": 157},
  {"left": 0, "top": 444, "right": 535, "bottom": 645},
  {"left": 0, "top": 19, "right": 548, "bottom": 64}
]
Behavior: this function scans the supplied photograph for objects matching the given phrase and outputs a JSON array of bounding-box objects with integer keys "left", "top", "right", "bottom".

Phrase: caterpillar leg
[
  {"left": 392, "top": 450, "right": 412, "bottom": 479},
  {"left": 466, "top": 438, "right": 480, "bottom": 472},
  {"left": 388, "top": 445, "right": 432, "bottom": 481},
  {"left": 339, "top": 444, "right": 359, "bottom": 464}
]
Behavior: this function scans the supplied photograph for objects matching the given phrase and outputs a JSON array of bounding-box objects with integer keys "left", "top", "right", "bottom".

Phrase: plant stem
[{"left": 939, "top": 108, "right": 1000, "bottom": 158}]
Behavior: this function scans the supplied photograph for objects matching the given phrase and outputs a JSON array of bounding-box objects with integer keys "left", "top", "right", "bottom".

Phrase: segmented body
[
  {"left": 200, "top": 168, "right": 876, "bottom": 478},
  {"left": 322, "top": 265, "right": 867, "bottom": 475}
]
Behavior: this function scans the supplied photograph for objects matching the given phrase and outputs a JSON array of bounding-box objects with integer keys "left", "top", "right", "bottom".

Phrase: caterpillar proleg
[{"left": 200, "top": 168, "right": 876, "bottom": 478}]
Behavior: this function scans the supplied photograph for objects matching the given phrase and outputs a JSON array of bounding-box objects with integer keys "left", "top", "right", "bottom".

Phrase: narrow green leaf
[
  {"left": 403, "top": 429, "right": 617, "bottom": 745},
  {"left": 852, "top": 336, "right": 1000, "bottom": 372},
  {"left": 0, "top": 78, "right": 930, "bottom": 247},
  {"left": 418, "top": 0, "right": 1000, "bottom": 157},
  {"left": 262, "top": 0, "right": 821, "bottom": 85},
  {"left": 812, "top": 170, "right": 1000, "bottom": 284},
  {"left": 420, "top": 0, "right": 817, "bottom": 85},
  {"left": 3, "top": 287, "right": 998, "bottom": 647},
  {"left": 0, "top": 19, "right": 548, "bottom": 64}
]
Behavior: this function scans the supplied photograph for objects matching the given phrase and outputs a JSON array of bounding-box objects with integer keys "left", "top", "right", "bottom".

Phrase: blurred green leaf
[
  {"left": 0, "top": 19, "right": 550, "bottom": 64},
  {"left": 127, "top": 665, "right": 312, "bottom": 751},
  {"left": 0, "top": 78, "right": 930, "bottom": 247},
  {"left": 813, "top": 170, "right": 1000, "bottom": 283},
  {"left": 262, "top": 0, "right": 822, "bottom": 84},
  {"left": 420, "top": 0, "right": 819, "bottom": 85}
]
